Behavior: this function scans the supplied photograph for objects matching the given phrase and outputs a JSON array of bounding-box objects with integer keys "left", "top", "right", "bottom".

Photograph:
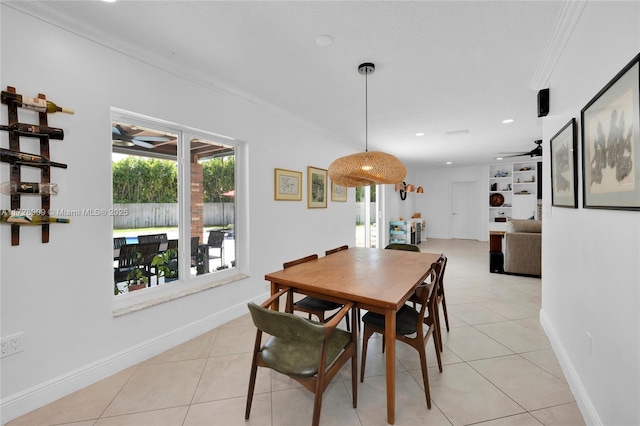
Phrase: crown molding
[
  {"left": 2, "top": 1, "right": 351, "bottom": 146},
  {"left": 530, "top": 0, "right": 588, "bottom": 90}
]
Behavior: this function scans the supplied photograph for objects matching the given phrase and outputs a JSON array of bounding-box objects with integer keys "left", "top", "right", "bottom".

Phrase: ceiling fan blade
[
  {"left": 132, "top": 139, "right": 156, "bottom": 149},
  {"left": 133, "top": 135, "right": 172, "bottom": 142}
]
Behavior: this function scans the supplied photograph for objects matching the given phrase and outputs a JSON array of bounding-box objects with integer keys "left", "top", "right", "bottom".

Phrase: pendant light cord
[{"left": 365, "top": 71, "right": 368, "bottom": 152}]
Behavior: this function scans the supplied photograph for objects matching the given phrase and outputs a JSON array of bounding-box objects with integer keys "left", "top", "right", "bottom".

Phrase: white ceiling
[{"left": 10, "top": 1, "right": 567, "bottom": 169}]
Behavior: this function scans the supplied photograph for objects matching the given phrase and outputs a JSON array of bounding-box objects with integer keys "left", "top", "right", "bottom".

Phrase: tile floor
[{"left": 8, "top": 239, "right": 586, "bottom": 426}]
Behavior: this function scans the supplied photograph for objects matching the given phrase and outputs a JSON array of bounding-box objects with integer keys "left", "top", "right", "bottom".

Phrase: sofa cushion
[{"left": 506, "top": 219, "right": 541, "bottom": 233}]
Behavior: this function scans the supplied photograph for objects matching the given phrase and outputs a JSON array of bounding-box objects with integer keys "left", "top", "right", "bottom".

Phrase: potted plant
[
  {"left": 151, "top": 248, "right": 179, "bottom": 282},
  {"left": 125, "top": 267, "right": 149, "bottom": 292}
]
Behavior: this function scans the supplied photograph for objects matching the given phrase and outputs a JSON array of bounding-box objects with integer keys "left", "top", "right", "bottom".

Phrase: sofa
[{"left": 503, "top": 219, "right": 541, "bottom": 277}]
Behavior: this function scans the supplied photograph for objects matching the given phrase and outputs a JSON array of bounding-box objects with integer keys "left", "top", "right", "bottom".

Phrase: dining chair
[
  {"left": 385, "top": 242, "right": 421, "bottom": 252},
  {"left": 360, "top": 258, "right": 444, "bottom": 409},
  {"left": 290, "top": 248, "right": 352, "bottom": 331},
  {"left": 246, "top": 287, "right": 357, "bottom": 426}
]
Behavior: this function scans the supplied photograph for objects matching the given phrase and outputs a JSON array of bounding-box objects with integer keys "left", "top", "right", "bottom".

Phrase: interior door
[{"left": 451, "top": 181, "right": 478, "bottom": 239}]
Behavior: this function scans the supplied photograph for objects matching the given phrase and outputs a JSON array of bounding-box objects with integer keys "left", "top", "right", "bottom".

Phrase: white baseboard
[
  {"left": 539, "top": 308, "right": 602, "bottom": 425},
  {"left": 0, "top": 293, "right": 268, "bottom": 424}
]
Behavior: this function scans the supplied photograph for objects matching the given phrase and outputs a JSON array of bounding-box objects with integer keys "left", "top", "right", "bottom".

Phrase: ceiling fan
[
  {"left": 499, "top": 140, "right": 542, "bottom": 158},
  {"left": 112, "top": 124, "right": 171, "bottom": 148}
]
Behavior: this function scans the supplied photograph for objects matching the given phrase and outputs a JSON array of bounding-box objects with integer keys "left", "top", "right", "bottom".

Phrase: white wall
[
  {"left": 414, "top": 165, "right": 488, "bottom": 240},
  {"left": 0, "top": 6, "right": 356, "bottom": 421},
  {"left": 540, "top": 2, "right": 640, "bottom": 425}
]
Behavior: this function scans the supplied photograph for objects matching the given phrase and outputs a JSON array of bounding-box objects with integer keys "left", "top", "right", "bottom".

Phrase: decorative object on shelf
[
  {"left": 398, "top": 181, "right": 407, "bottom": 200},
  {"left": 581, "top": 52, "right": 640, "bottom": 211},
  {"left": 1, "top": 148, "right": 67, "bottom": 169},
  {"left": 1, "top": 210, "right": 70, "bottom": 224},
  {"left": 331, "top": 181, "right": 347, "bottom": 202},
  {"left": 327, "top": 63, "right": 406, "bottom": 187},
  {"left": 494, "top": 170, "right": 509, "bottom": 177},
  {"left": 490, "top": 193, "right": 505, "bottom": 207},
  {"left": 307, "top": 166, "right": 327, "bottom": 208},
  {"left": 1, "top": 86, "right": 71, "bottom": 245},
  {"left": 1, "top": 90, "right": 74, "bottom": 114},
  {"left": 550, "top": 118, "right": 578, "bottom": 208},
  {"left": 0, "top": 123, "right": 64, "bottom": 140},
  {"left": 1, "top": 182, "right": 58, "bottom": 195},
  {"left": 417, "top": 186, "right": 423, "bottom": 193},
  {"left": 274, "top": 168, "right": 302, "bottom": 201}
]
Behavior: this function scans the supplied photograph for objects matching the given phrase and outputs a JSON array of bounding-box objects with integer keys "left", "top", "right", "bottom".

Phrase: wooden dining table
[{"left": 264, "top": 246, "right": 440, "bottom": 424}]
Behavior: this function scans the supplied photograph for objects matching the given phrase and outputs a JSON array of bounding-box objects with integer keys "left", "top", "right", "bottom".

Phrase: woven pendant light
[{"left": 328, "top": 62, "right": 406, "bottom": 187}]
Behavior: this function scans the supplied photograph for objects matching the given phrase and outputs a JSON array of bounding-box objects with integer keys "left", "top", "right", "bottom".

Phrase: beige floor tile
[
  {"left": 474, "top": 321, "right": 550, "bottom": 353},
  {"left": 530, "top": 402, "right": 586, "bottom": 425},
  {"left": 142, "top": 329, "right": 217, "bottom": 365},
  {"left": 102, "top": 359, "right": 205, "bottom": 417},
  {"left": 192, "top": 353, "right": 270, "bottom": 403},
  {"left": 209, "top": 324, "right": 257, "bottom": 356},
  {"left": 513, "top": 317, "right": 546, "bottom": 335},
  {"left": 424, "top": 363, "right": 525, "bottom": 426},
  {"left": 469, "top": 355, "right": 575, "bottom": 411},
  {"left": 356, "top": 372, "right": 451, "bottom": 426},
  {"left": 185, "top": 394, "right": 271, "bottom": 426},
  {"left": 271, "top": 382, "right": 360, "bottom": 426},
  {"left": 474, "top": 413, "right": 543, "bottom": 425},
  {"left": 479, "top": 299, "right": 541, "bottom": 320},
  {"left": 359, "top": 335, "right": 408, "bottom": 379},
  {"left": 94, "top": 406, "right": 188, "bottom": 425},
  {"left": 447, "top": 303, "right": 511, "bottom": 325},
  {"left": 441, "top": 326, "right": 513, "bottom": 361},
  {"left": 7, "top": 367, "right": 136, "bottom": 426},
  {"left": 520, "top": 349, "right": 568, "bottom": 383},
  {"left": 221, "top": 312, "right": 254, "bottom": 328}
]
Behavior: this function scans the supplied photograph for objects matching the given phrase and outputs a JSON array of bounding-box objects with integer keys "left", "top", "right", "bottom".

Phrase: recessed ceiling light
[
  {"left": 496, "top": 157, "right": 504, "bottom": 160},
  {"left": 446, "top": 161, "right": 452, "bottom": 165},
  {"left": 502, "top": 119, "right": 515, "bottom": 124},
  {"left": 315, "top": 34, "right": 334, "bottom": 47},
  {"left": 102, "top": 0, "right": 117, "bottom": 2},
  {"left": 416, "top": 132, "right": 425, "bottom": 136}
]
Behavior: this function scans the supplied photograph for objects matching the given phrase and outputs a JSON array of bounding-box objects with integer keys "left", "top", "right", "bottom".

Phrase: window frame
[{"left": 111, "top": 108, "right": 247, "bottom": 316}]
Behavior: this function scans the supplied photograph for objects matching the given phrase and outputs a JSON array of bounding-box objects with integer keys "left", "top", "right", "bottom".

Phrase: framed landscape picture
[
  {"left": 581, "top": 53, "right": 640, "bottom": 210},
  {"left": 331, "top": 181, "right": 347, "bottom": 202},
  {"left": 274, "top": 168, "right": 302, "bottom": 201},
  {"left": 307, "top": 166, "right": 327, "bottom": 208},
  {"left": 550, "top": 118, "right": 578, "bottom": 208}
]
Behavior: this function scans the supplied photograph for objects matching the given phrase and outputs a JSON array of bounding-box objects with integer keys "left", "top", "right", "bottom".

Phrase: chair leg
[
  {"left": 245, "top": 333, "right": 262, "bottom": 420},
  {"left": 351, "top": 348, "right": 358, "bottom": 408},
  {"left": 416, "top": 343, "right": 432, "bottom": 409},
  {"left": 360, "top": 325, "right": 375, "bottom": 382},
  {"left": 441, "top": 296, "right": 450, "bottom": 332}
]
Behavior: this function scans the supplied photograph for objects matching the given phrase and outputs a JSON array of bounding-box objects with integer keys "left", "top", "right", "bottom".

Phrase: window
[{"left": 111, "top": 109, "right": 242, "bottom": 311}]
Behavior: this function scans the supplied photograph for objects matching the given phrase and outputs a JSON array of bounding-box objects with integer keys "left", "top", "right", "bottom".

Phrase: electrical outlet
[{"left": 1, "top": 332, "right": 24, "bottom": 358}]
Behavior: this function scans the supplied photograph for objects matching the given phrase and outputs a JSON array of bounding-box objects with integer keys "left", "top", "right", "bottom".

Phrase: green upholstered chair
[
  {"left": 360, "top": 258, "right": 444, "bottom": 410},
  {"left": 385, "top": 242, "right": 421, "bottom": 252},
  {"left": 246, "top": 287, "right": 357, "bottom": 426}
]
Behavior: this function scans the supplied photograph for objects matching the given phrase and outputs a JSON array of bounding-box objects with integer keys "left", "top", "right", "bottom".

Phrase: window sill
[{"left": 112, "top": 273, "right": 250, "bottom": 317}]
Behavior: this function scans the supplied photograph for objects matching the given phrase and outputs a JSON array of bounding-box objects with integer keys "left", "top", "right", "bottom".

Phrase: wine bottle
[
  {"left": 1, "top": 148, "right": 67, "bottom": 169},
  {"left": 0, "top": 182, "right": 59, "bottom": 195},
  {"left": 0, "top": 210, "right": 70, "bottom": 224},
  {"left": 0, "top": 123, "right": 64, "bottom": 140},
  {"left": 1, "top": 91, "right": 74, "bottom": 114}
]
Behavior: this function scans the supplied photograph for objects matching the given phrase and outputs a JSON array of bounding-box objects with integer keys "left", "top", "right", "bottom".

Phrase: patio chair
[
  {"left": 207, "top": 230, "right": 225, "bottom": 267},
  {"left": 246, "top": 287, "right": 357, "bottom": 426}
]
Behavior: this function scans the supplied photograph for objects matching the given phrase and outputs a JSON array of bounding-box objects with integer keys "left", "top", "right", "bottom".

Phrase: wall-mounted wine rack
[{"left": 1, "top": 86, "right": 68, "bottom": 246}]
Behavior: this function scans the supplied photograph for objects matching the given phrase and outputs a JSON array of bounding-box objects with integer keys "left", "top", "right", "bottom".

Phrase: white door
[{"left": 451, "top": 181, "right": 478, "bottom": 239}]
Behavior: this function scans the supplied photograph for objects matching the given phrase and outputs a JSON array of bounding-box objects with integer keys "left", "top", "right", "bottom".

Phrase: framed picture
[
  {"left": 581, "top": 53, "right": 640, "bottom": 210},
  {"left": 274, "top": 168, "right": 302, "bottom": 201},
  {"left": 331, "top": 181, "right": 347, "bottom": 202},
  {"left": 307, "top": 166, "right": 327, "bottom": 208},
  {"left": 550, "top": 118, "right": 578, "bottom": 208}
]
